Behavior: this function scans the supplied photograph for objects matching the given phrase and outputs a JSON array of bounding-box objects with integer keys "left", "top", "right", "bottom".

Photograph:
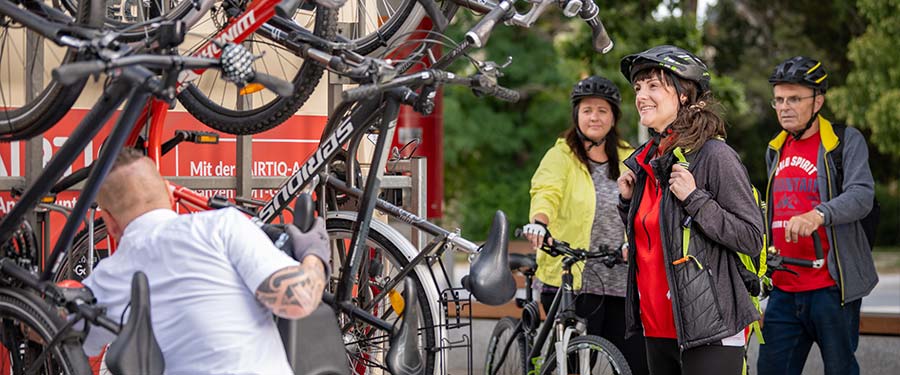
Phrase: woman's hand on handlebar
[{"left": 523, "top": 222, "right": 551, "bottom": 249}]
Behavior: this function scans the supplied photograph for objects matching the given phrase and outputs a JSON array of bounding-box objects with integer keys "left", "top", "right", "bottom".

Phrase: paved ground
[
  {"left": 445, "top": 320, "right": 900, "bottom": 374},
  {"left": 444, "top": 272, "right": 900, "bottom": 374}
]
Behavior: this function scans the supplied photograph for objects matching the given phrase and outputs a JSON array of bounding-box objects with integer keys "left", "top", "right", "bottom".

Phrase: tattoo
[{"left": 255, "top": 260, "right": 326, "bottom": 319}]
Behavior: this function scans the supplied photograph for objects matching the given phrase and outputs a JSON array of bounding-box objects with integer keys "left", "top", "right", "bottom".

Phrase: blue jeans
[{"left": 757, "top": 286, "right": 861, "bottom": 375}]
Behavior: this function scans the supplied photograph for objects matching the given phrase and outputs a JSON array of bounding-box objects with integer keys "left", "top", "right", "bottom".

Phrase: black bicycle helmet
[
  {"left": 620, "top": 45, "right": 711, "bottom": 94},
  {"left": 571, "top": 75, "right": 621, "bottom": 118},
  {"left": 769, "top": 56, "right": 828, "bottom": 93},
  {"left": 570, "top": 76, "right": 621, "bottom": 149}
]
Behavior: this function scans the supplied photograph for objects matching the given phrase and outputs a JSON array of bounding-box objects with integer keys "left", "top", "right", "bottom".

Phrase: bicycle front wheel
[
  {"left": 539, "top": 335, "right": 631, "bottom": 375},
  {"left": 485, "top": 317, "right": 526, "bottom": 375},
  {"left": 53, "top": 219, "right": 110, "bottom": 282},
  {"left": 0, "top": 287, "right": 92, "bottom": 375},
  {"left": 326, "top": 215, "right": 439, "bottom": 375},
  {"left": 0, "top": 0, "right": 103, "bottom": 141}
]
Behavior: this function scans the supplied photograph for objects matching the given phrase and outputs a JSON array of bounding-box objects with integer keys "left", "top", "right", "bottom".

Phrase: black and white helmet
[{"left": 620, "top": 45, "right": 711, "bottom": 94}]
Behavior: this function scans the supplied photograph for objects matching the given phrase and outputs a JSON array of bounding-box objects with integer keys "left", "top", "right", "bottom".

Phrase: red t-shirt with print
[
  {"left": 771, "top": 132, "right": 834, "bottom": 292},
  {"left": 634, "top": 144, "right": 677, "bottom": 339}
]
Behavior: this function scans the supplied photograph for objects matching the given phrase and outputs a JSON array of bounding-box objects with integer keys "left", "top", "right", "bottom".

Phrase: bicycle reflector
[
  {"left": 239, "top": 83, "right": 265, "bottom": 96},
  {"left": 389, "top": 289, "right": 406, "bottom": 317},
  {"left": 40, "top": 194, "right": 56, "bottom": 204}
]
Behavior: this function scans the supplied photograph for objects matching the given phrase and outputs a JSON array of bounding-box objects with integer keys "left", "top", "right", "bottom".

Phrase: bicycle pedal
[{"left": 176, "top": 130, "right": 220, "bottom": 144}]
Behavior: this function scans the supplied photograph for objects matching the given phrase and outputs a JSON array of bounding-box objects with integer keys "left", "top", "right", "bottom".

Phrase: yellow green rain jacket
[{"left": 529, "top": 138, "right": 633, "bottom": 289}]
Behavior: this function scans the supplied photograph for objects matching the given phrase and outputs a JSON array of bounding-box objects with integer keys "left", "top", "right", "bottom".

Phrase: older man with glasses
[{"left": 758, "top": 56, "right": 878, "bottom": 375}]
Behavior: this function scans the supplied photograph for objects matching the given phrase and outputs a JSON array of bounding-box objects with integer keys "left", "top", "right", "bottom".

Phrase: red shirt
[
  {"left": 633, "top": 144, "right": 677, "bottom": 339},
  {"left": 771, "top": 132, "right": 834, "bottom": 292}
]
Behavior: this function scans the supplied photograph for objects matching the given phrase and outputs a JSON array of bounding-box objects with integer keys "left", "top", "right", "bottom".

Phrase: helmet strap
[
  {"left": 575, "top": 125, "right": 605, "bottom": 151},
  {"left": 790, "top": 91, "right": 820, "bottom": 141}
]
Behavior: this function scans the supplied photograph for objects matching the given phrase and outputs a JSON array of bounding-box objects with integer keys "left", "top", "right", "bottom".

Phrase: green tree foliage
[
  {"left": 442, "top": 2, "right": 745, "bottom": 237},
  {"left": 829, "top": 0, "right": 900, "bottom": 155}
]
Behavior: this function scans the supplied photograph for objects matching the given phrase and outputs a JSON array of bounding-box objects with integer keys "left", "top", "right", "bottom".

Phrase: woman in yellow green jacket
[{"left": 523, "top": 75, "right": 648, "bottom": 375}]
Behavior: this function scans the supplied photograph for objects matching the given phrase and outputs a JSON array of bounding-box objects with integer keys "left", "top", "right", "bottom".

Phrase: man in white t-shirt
[{"left": 81, "top": 148, "right": 330, "bottom": 375}]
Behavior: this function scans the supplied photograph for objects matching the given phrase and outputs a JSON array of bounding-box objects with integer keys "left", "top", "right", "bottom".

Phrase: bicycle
[
  {"left": 2, "top": 0, "right": 614, "bottom": 139},
  {"left": 0, "top": 5, "right": 318, "bottom": 374},
  {"left": 23, "top": 12, "right": 523, "bottom": 374},
  {"left": 484, "top": 229, "right": 632, "bottom": 375}
]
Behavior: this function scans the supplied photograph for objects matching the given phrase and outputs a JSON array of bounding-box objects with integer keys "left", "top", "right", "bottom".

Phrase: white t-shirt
[{"left": 83, "top": 208, "right": 299, "bottom": 375}]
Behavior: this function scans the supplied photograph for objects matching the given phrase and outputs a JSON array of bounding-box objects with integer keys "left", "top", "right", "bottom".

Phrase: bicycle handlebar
[
  {"left": 579, "top": 0, "right": 614, "bottom": 54},
  {"left": 342, "top": 70, "right": 519, "bottom": 103},
  {"left": 52, "top": 50, "right": 294, "bottom": 96},
  {"left": 766, "top": 231, "right": 826, "bottom": 277},
  {"left": 513, "top": 227, "right": 624, "bottom": 266}
]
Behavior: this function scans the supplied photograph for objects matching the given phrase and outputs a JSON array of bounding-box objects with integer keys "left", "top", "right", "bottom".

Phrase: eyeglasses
[{"left": 770, "top": 95, "right": 815, "bottom": 109}]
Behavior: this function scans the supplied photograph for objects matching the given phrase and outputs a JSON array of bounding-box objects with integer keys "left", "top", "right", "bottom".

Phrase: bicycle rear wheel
[
  {"left": 0, "top": 287, "right": 92, "bottom": 375},
  {"left": 539, "top": 335, "right": 631, "bottom": 375},
  {"left": 176, "top": 3, "right": 337, "bottom": 135},
  {"left": 0, "top": 0, "right": 103, "bottom": 141},
  {"left": 341, "top": 0, "right": 457, "bottom": 57},
  {"left": 485, "top": 317, "right": 527, "bottom": 375},
  {"left": 326, "top": 215, "right": 439, "bottom": 375}
]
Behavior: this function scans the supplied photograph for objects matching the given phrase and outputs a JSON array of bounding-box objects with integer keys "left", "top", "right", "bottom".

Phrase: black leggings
[
  {"left": 540, "top": 292, "right": 649, "bottom": 375},
  {"left": 644, "top": 337, "right": 744, "bottom": 375}
]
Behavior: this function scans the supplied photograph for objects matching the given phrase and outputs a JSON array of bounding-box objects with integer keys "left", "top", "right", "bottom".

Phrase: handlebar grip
[
  {"left": 811, "top": 231, "right": 824, "bottom": 261},
  {"left": 53, "top": 61, "right": 106, "bottom": 86},
  {"left": 480, "top": 84, "right": 520, "bottom": 103},
  {"left": 580, "top": 1, "right": 614, "bottom": 54},
  {"left": 465, "top": 0, "right": 513, "bottom": 48},
  {"left": 342, "top": 84, "right": 382, "bottom": 102},
  {"left": 782, "top": 257, "right": 815, "bottom": 268},
  {"left": 292, "top": 193, "right": 315, "bottom": 233},
  {"left": 250, "top": 72, "right": 295, "bottom": 97}
]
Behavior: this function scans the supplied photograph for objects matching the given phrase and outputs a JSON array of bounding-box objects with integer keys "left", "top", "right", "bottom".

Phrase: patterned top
[{"left": 580, "top": 161, "right": 628, "bottom": 297}]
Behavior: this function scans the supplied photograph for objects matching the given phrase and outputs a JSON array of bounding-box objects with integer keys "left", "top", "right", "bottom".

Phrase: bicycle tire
[
  {"left": 357, "top": 1, "right": 460, "bottom": 69},
  {"left": 58, "top": 0, "right": 195, "bottom": 43},
  {"left": 0, "top": 287, "right": 92, "bottom": 375},
  {"left": 53, "top": 219, "right": 110, "bottom": 283},
  {"left": 175, "top": 6, "right": 337, "bottom": 135},
  {"left": 0, "top": 0, "right": 103, "bottom": 141},
  {"left": 325, "top": 215, "right": 438, "bottom": 375},
  {"left": 485, "top": 317, "right": 527, "bottom": 375},
  {"left": 539, "top": 335, "right": 632, "bottom": 375}
]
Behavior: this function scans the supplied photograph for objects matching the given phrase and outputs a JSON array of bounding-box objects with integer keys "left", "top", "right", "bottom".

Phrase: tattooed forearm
[{"left": 255, "top": 257, "right": 326, "bottom": 319}]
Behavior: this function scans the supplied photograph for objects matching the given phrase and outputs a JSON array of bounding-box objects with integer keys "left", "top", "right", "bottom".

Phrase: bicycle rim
[
  {"left": 539, "top": 335, "right": 632, "bottom": 375},
  {"left": 485, "top": 317, "right": 526, "bottom": 375},
  {"left": 326, "top": 216, "right": 438, "bottom": 375},
  {"left": 350, "top": 0, "right": 460, "bottom": 68},
  {"left": 0, "top": 0, "right": 103, "bottom": 141},
  {"left": 176, "top": 4, "right": 336, "bottom": 135},
  {"left": 59, "top": 0, "right": 195, "bottom": 42},
  {"left": 0, "top": 288, "right": 92, "bottom": 375}
]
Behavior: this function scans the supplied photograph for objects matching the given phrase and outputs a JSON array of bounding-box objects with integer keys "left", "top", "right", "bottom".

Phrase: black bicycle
[{"left": 484, "top": 229, "right": 632, "bottom": 375}]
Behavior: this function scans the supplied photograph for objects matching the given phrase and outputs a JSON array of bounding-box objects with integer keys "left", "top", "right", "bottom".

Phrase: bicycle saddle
[
  {"left": 106, "top": 271, "right": 165, "bottom": 375},
  {"left": 463, "top": 210, "right": 516, "bottom": 305},
  {"left": 508, "top": 253, "right": 537, "bottom": 275},
  {"left": 283, "top": 303, "right": 351, "bottom": 375},
  {"left": 386, "top": 277, "right": 425, "bottom": 375}
]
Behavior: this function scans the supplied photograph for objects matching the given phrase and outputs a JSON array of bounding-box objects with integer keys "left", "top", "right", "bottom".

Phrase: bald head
[{"left": 97, "top": 148, "right": 171, "bottom": 231}]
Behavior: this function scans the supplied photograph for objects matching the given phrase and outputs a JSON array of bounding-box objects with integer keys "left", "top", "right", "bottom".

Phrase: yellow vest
[{"left": 529, "top": 138, "right": 633, "bottom": 289}]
